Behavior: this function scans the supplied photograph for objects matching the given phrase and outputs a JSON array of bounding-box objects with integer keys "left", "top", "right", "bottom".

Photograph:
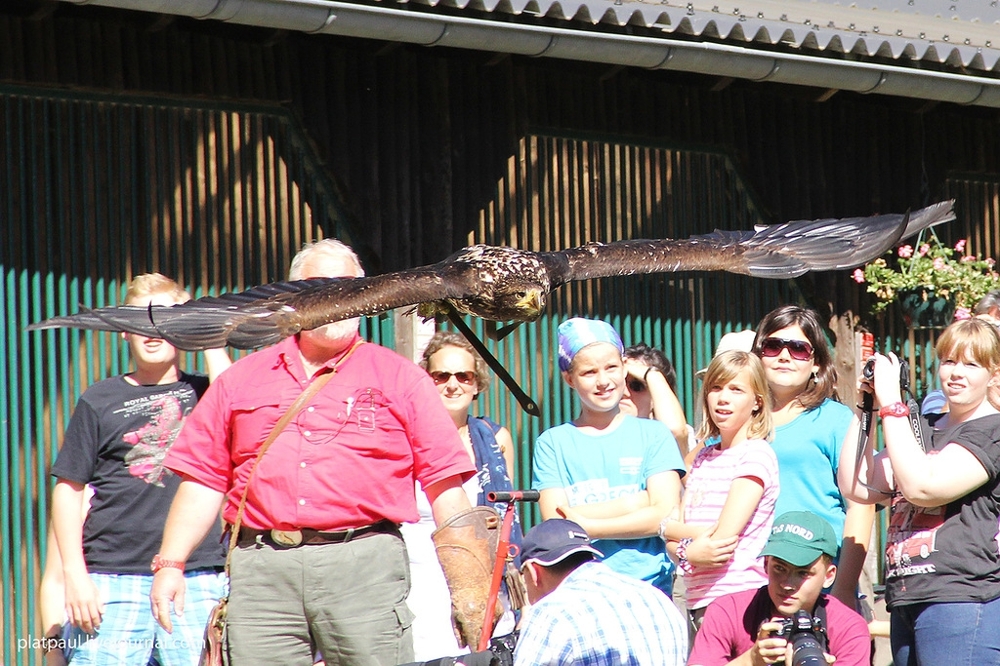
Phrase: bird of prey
[{"left": 27, "top": 201, "right": 955, "bottom": 351}]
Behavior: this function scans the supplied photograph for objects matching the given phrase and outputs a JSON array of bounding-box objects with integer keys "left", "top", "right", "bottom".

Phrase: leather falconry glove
[{"left": 431, "top": 506, "right": 503, "bottom": 648}]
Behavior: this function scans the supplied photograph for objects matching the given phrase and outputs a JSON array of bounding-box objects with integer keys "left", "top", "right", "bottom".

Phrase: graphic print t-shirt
[
  {"left": 52, "top": 373, "right": 225, "bottom": 573},
  {"left": 531, "top": 416, "right": 685, "bottom": 593},
  {"left": 884, "top": 413, "right": 1000, "bottom": 608}
]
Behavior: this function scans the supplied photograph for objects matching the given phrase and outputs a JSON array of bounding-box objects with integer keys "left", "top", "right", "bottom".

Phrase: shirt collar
[{"left": 275, "top": 333, "right": 364, "bottom": 376}]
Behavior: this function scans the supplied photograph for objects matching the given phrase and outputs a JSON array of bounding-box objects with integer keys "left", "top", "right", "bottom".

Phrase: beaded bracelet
[{"left": 676, "top": 537, "right": 695, "bottom": 574}]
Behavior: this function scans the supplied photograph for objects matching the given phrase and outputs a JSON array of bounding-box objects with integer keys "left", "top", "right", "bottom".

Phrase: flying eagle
[{"left": 27, "top": 201, "right": 955, "bottom": 351}]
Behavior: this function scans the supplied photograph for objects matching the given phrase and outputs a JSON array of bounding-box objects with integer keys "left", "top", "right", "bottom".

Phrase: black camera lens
[
  {"left": 863, "top": 357, "right": 876, "bottom": 380},
  {"left": 790, "top": 632, "right": 827, "bottom": 666},
  {"left": 779, "top": 610, "right": 826, "bottom": 666}
]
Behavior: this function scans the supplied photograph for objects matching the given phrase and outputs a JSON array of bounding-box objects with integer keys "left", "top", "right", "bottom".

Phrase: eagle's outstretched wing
[
  {"left": 27, "top": 263, "right": 482, "bottom": 350},
  {"left": 543, "top": 201, "right": 955, "bottom": 284},
  {"left": 27, "top": 200, "right": 956, "bottom": 350}
]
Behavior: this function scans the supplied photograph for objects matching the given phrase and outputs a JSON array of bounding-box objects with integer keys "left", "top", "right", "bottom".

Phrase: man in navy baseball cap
[
  {"left": 519, "top": 518, "right": 603, "bottom": 571},
  {"left": 513, "top": 519, "right": 687, "bottom": 665}
]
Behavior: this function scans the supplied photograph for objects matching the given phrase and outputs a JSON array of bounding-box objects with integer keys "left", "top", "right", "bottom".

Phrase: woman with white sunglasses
[{"left": 751, "top": 305, "right": 876, "bottom": 610}]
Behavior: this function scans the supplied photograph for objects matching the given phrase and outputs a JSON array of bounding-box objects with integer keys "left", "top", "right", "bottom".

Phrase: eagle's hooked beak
[{"left": 516, "top": 288, "right": 545, "bottom": 318}]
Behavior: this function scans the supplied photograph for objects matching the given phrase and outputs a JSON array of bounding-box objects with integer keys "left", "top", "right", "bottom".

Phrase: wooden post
[{"left": 394, "top": 308, "right": 436, "bottom": 363}]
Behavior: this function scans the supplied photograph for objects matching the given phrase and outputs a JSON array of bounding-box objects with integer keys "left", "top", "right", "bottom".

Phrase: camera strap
[
  {"left": 906, "top": 398, "right": 929, "bottom": 452},
  {"left": 896, "top": 360, "right": 929, "bottom": 453},
  {"left": 813, "top": 600, "right": 830, "bottom": 654}
]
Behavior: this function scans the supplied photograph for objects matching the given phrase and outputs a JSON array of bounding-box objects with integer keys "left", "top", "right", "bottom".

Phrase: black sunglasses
[
  {"left": 430, "top": 370, "right": 476, "bottom": 386},
  {"left": 627, "top": 379, "right": 647, "bottom": 393},
  {"left": 758, "top": 337, "right": 814, "bottom": 361}
]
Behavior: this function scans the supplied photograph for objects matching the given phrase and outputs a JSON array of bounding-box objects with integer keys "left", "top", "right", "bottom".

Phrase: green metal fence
[{"left": 0, "top": 85, "right": 371, "bottom": 665}]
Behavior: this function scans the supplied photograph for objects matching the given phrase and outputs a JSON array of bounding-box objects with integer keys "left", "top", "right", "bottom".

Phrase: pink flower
[
  {"left": 989, "top": 258, "right": 996, "bottom": 268},
  {"left": 918, "top": 244, "right": 931, "bottom": 256},
  {"left": 852, "top": 268, "right": 865, "bottom": 283},
  {"left": 961, "top": 255, "right": 976, "bottom": 263},
  {"left": 954, "top": 307, "right": 972, "bottom": 321},
  {"left": 933, "top": 257, "right": 946, "bottom": 270},
  {"left": 955, "top": 239, "right": 967, "bottom": 253},
  {"left": 898, "top": 245, "right": 914, "bottom": 258}
]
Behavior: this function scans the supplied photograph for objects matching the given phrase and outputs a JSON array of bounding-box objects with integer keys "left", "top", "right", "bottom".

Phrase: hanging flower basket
[
  {"left": 896, "top": 287, "right": 955, "bottom": 329},
  {"left": 854, "top": 233, "right": 1000, "bottom": 321}
]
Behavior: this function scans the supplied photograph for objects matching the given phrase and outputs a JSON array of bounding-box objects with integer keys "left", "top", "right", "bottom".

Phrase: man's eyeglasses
[
  {"left": 627, "top": 380, "right": 647, "bottom": 393},
  {"left": 758, "top": 337, "right": 814, "bottom": 361},
  {"left": 430, "top": 370, "right": 476, "bottom": 386}
]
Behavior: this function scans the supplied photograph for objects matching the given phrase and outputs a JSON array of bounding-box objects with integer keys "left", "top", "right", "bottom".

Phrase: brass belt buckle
[{"left": 270, "top": 529, "right": 303, "bottom": 547}]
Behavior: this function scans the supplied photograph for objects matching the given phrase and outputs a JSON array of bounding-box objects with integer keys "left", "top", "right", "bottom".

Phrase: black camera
[
  {"left": 772, "top": 610, "right": 827, "bottom": 666},
  {"left": 862, "top": 355, "right": 910, "bottom": 393}
]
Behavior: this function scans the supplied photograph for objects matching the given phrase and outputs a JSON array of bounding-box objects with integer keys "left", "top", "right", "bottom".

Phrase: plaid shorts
[{"left": 65, "top": 570, "right": 226, "bottom": 666}]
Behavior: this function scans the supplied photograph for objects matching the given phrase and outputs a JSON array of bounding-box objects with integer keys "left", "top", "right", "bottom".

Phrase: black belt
[{"left": 236, "top": 520, "right": 399, "bottom": 548}]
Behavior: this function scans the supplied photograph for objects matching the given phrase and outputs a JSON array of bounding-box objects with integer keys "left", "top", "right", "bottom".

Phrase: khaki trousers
[{"left": 225, "top": 531, "right": 414, "bottom": 666}]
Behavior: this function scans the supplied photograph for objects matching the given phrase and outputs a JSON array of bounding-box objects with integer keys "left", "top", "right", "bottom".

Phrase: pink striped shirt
[{"left": 682, "top": 438, "right": 779, "bottom": 609}]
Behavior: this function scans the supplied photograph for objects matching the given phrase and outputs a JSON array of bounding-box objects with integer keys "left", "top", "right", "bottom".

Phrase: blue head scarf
[{"left": 557, "top": 317, "right": 624, "bottom": 371}]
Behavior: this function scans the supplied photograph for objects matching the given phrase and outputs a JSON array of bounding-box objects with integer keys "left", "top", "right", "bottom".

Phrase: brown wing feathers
[{"left": 26, "top": 201, "right": 956, "bottom": 349}]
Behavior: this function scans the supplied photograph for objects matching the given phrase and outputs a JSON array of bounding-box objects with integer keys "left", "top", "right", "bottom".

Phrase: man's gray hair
[
  {"left": 289, "top": 238, "right": 365, "bottom": 280},
  {"left": 975, "top": 290, "right": 1000, "bottom": 316}
]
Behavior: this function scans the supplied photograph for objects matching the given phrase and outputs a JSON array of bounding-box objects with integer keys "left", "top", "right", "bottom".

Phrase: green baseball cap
[{"left": 760, "top": 511, "right": 838, "bottom": 567}]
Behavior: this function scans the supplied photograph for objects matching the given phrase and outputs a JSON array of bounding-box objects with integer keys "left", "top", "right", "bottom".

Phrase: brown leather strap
[{"left": 224, "top": 338, "right": 364, "bottom": 570}]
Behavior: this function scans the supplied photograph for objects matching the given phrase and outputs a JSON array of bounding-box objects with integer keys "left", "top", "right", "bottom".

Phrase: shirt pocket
[{"left": 229, "top": 397, "right": 284, "bottom": 461}]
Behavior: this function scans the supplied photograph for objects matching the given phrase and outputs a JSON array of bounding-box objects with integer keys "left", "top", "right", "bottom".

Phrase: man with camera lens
[{"left": 688, "top": 511, "right": 870, "bottom": 666}]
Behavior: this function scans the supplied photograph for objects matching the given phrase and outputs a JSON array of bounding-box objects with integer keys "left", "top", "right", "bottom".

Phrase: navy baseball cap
[{"left": 520, "top": 519, "right": 603, "bottom": 567}]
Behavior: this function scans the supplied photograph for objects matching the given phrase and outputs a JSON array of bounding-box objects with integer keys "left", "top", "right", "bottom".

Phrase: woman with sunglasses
[
  {"left": 620, "top": 343, "right": 693, "bottom": 459},
  {"left": 753, "top": 305, "right": 876, "bottom": 608},
  {"left": 400, "top": 330, "right": 521, "bottom": 660},
  {"left": 840, "top": 318, "right": 1000, "bottom": 665}
]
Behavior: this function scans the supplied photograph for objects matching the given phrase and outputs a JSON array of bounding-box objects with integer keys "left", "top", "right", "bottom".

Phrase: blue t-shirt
[
  {"left": 531, "top": 415, "right": 685, "bottom": 594},
  {"left": 770, "top": 398, "right": 852, "bottom": 542}
]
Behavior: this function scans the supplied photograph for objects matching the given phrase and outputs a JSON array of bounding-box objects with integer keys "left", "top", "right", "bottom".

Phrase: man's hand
[
  {"left": 150, "top": 569, "right": 186, "bottom": 633},
  {"left": 750, "top": 621, "right": 791, "bottom": 665},
  {"left": 63, "top": 568, "right": 103, "bottom": 634},
  {"left": 749, "top": 621, "right": 835, "bottom": 665}
]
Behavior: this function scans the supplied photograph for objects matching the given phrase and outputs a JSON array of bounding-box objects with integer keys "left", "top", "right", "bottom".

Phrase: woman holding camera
[
  {"left": 840, "top": 317, "right": 1000, "bottom": 664},
  {"left": 752, "top": 305, "right": 875, "bottom": 608}
]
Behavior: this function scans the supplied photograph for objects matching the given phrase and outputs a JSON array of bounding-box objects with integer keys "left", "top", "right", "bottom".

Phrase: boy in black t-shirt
[{"left": 46, "top": 274, "right": 230, "bottom": 665}]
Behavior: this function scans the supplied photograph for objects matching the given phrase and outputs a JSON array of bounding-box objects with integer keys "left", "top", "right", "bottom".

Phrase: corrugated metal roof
[
  {"left": 59, "top": 0, "right": 1000, "bottom": 104},
  {"left": 390, "top": 0, "right": 1000, "bottom": 73}
]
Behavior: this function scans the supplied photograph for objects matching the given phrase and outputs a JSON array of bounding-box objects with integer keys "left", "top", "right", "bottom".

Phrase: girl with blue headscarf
[{"left": 531, "top": 317, "right": 687, "bottom": 596}]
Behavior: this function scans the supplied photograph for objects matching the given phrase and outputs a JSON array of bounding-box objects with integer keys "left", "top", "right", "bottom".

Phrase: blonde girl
[{"left": 660, "top": 350, "right": 779, "bottom": 624}]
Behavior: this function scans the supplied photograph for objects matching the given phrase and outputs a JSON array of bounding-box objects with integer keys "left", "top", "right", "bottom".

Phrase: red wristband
[
  {"left": 878, "top": 402, "right": 909, "bottom": 419},
  {"left": 150, "top": 554, "right": 185, "bottom": 574}
]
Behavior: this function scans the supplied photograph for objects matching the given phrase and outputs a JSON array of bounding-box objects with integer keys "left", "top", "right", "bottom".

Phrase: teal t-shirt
[
  {"left": 531, "top": 415, "right": 685, "bottom": 595},
  {"left": 771, "top": 398, "right": 852, "bottom": 543}
]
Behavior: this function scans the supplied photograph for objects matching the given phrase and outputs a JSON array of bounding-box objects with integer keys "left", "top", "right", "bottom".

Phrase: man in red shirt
[{"left": 149, "top": 239, "right": 477, "bottom": 666}]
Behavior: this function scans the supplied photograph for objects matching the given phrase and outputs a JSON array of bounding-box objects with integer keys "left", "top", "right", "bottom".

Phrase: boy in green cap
[{"left": 688, "top": 511, "right": 871, "bottom": 666}]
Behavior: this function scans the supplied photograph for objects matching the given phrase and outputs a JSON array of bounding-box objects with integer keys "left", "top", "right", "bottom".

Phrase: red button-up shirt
[{"left": 165, "top": 336, "right": 475, "bottom": 531}]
